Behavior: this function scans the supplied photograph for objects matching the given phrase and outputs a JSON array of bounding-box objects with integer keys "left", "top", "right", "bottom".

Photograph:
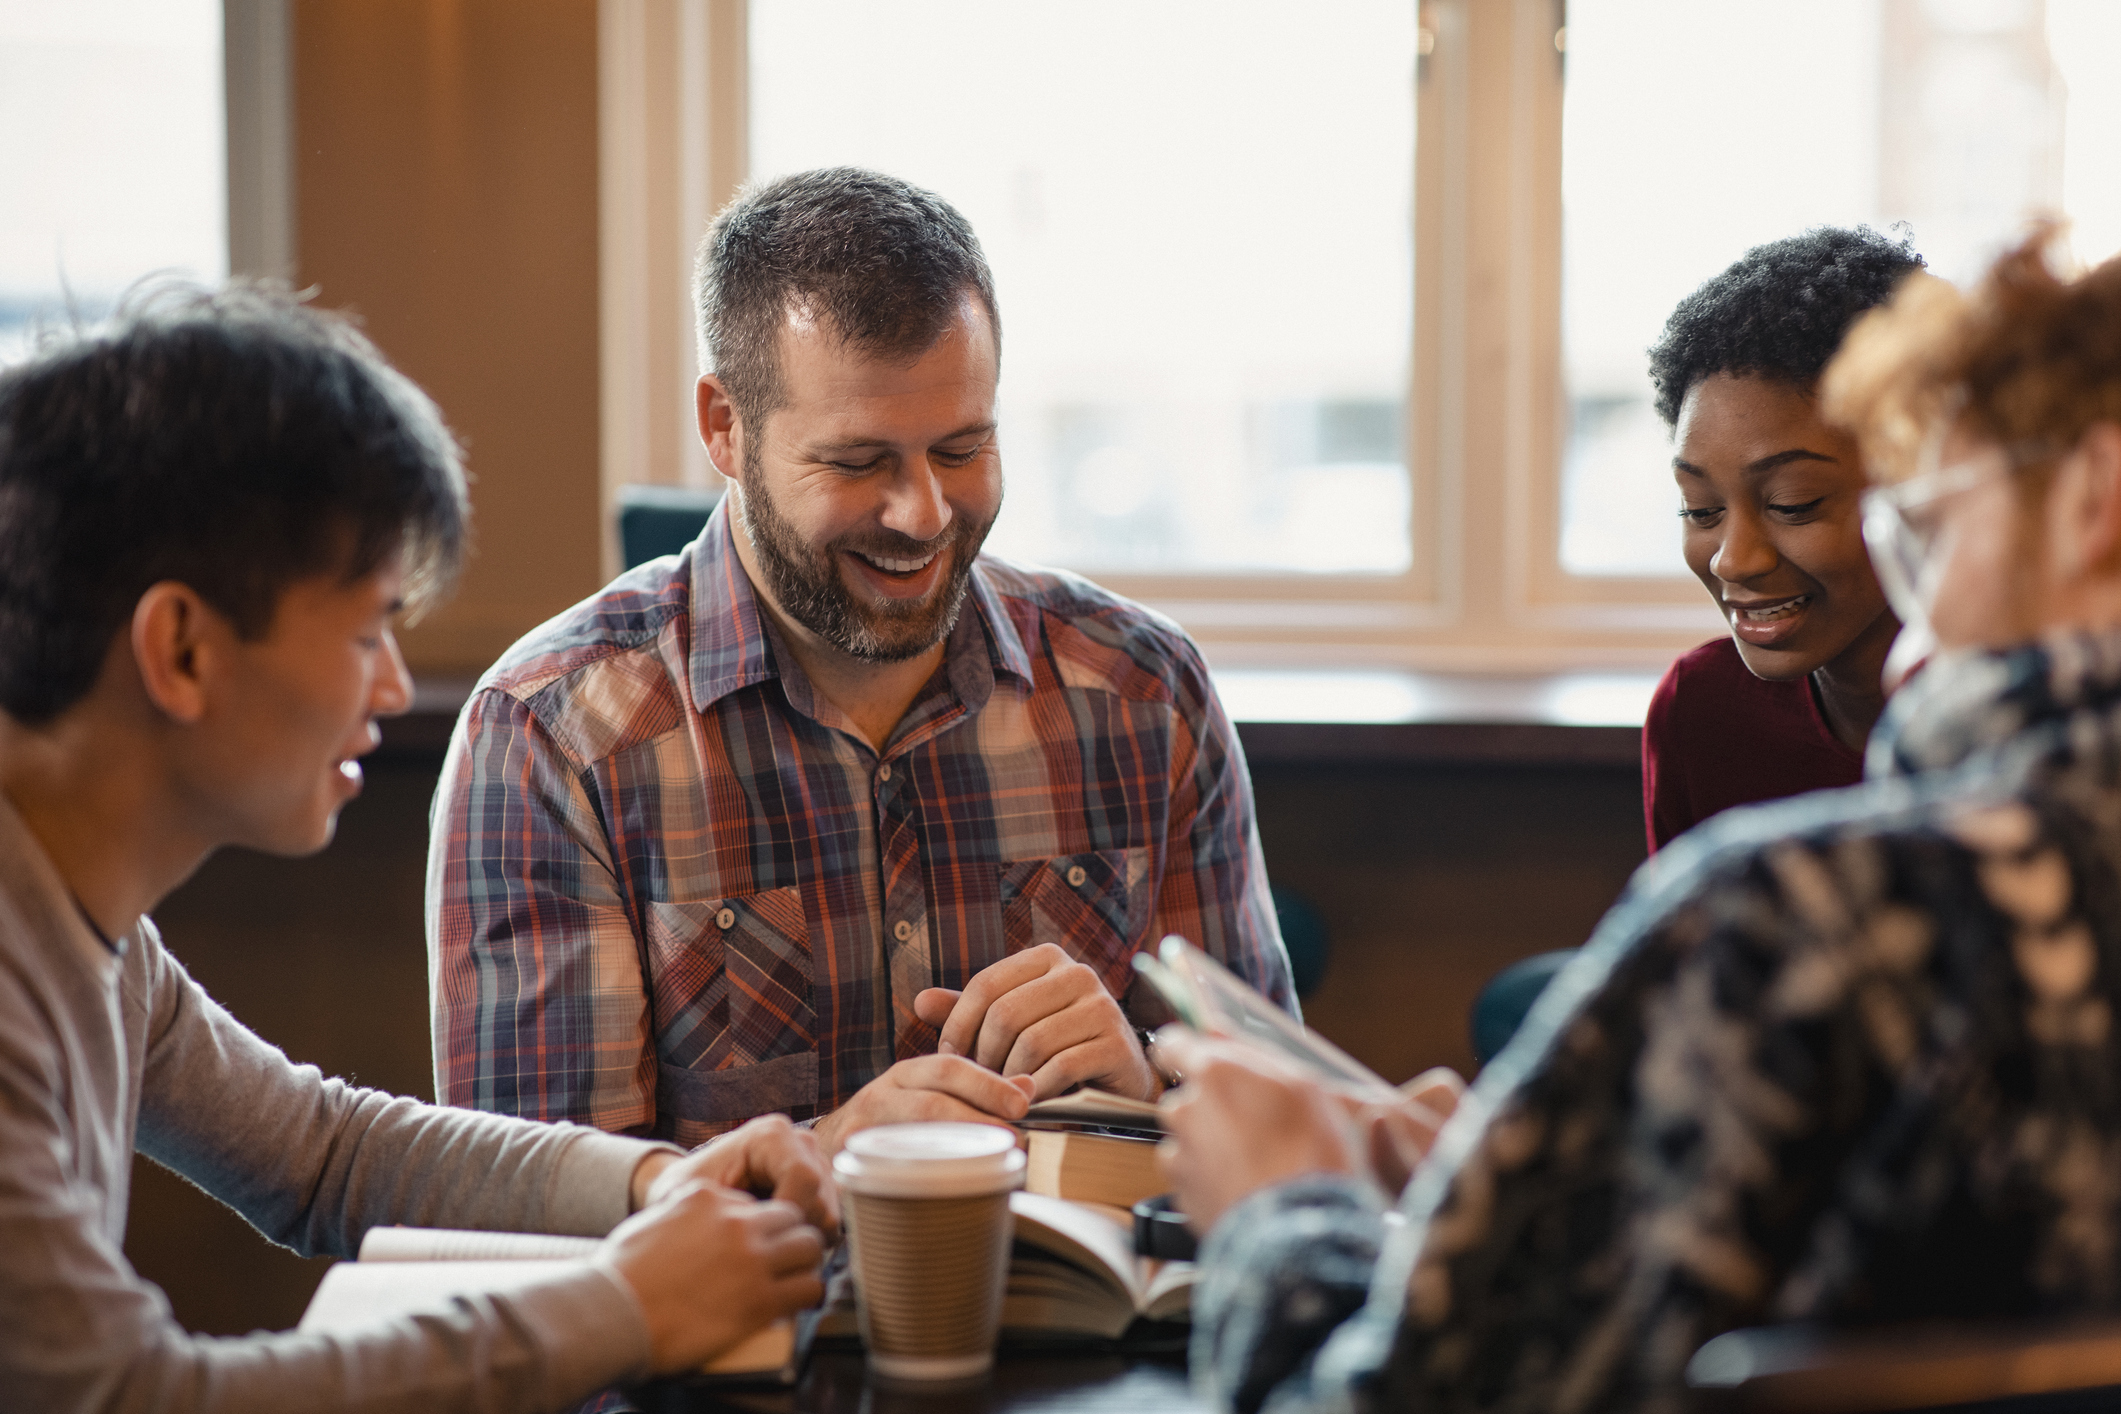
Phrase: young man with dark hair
[
  {"left": 427, "top": 167, "right": 1294, "bottom": 1153},
  {"left": 0, "top": 285, "right": 834, "bottom": 1412}
]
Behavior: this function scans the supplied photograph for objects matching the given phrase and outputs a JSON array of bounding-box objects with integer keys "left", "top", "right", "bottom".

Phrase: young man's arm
[
  {"left": 426, "top": 686, "right": 658, "bottom": 1134},
  {"left": 0, "top": 927, "right": 646, "bottom": 1413},
  {"left": 0, "top": 923, "right": 827, "bottom": 1414},
  {"left": 136, "top": 922, "right": 664, "bottom": 1253}
]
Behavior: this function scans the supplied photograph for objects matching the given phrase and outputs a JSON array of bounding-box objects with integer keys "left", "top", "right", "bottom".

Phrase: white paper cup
[{"left": 832, "top": 1122, "right": 1025, "bottom": 1382}]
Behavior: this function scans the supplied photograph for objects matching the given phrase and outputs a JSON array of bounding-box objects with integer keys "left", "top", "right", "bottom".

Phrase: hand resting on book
[
  {"left": 600, "top": 1178, "right": 826, "bottom": 1377},
  {"left": 609, "top": 1115, "right": 834, "bottom": 1375},
  {"left": 811, "top": 1055, "right": 1037, "bottom": 1155},
  {"left": 1153, "top": 1029, "right": 1463, "bottom": 1235},
  {"left": 810, "top": 942, "right": 1153, "bottom": 1156}
]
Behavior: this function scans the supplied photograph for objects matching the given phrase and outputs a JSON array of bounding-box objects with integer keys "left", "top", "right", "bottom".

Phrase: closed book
[{"left": 1022, "top": 1128, "right": 1167, "bottom": 1209}]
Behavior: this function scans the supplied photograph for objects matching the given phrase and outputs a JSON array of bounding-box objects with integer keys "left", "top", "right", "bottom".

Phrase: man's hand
[
  {"left": 811, "top": 1054, "right": 1036, "bottom": 1155},
  {"left": 630, "top": 1114, "right": 838, "bottom": 1239},
  {"left": 1153, "top": 1029, "right": 1362, "bottom": 1236},
  {"left": 913, "top": 943, "right": 1159, "bottom": 1102},
  {"left": 601, "top": 1180, "right": 825, "bottom": 1376}
]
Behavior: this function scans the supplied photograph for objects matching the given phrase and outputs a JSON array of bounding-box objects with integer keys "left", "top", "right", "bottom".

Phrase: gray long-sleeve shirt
[{"left": 0, "top": 793, "right": 673, "bottom": 1412}]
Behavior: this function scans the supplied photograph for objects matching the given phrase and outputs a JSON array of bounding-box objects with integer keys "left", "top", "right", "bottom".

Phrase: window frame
[{"left": 597, "top": 0, "right": 1724, "bottom": 671}]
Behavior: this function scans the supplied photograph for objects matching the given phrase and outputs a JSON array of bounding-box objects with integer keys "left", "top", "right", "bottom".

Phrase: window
[
  {"left": 601, "top": 0, "right": 2121, "bottom": 671},
  {"left": 750, "top": 0, "right": 1418, "bottom": 577},
  {"left": 1560, "top": 0, "right": 2121, "bottom": 577},
  {"left": 0, "top": 0, "right": 227, "bottom": 364}
]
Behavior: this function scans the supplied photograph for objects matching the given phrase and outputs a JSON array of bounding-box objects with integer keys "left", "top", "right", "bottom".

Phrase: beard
[{"left": 733, "top": 441, "right": 993, "bottom": 664}]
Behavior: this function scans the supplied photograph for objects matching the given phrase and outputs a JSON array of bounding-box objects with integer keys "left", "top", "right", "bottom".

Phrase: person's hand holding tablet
[{"left": 1154, "top": 1028, "right": 1464, "bottom": 1235}]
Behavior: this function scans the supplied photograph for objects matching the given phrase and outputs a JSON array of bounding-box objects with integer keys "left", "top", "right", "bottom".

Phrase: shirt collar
[
  {"left": 1872, "top": 627, "right": 2121, "bottom": 779},
  {"left": 966, "top": 561, "right": 1036, "bottom": 687},
  {"left": 686, "top": 500, "right": 786, "bottom": 712},
  {"left": 686, "top": 499, "right": 1038, "bottom": 727}
]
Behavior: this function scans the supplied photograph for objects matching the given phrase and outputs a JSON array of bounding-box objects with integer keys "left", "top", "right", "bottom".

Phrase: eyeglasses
[
  {"left": 1861, "top": 458, "right": 2002, "bottom": 627},
  {"left": 1860, "top": 432, "right": 2054, "bottom": 628}
]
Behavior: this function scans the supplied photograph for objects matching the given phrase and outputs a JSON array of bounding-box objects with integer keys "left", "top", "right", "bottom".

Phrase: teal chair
[
  {"left": 1469, "top": 949, "right": 1574, "bottom": 1067},
  {"left": 618, "top": 484, "right": 721, "bottom": 570},
  {"left": 1271, "top": 885, "right": 1330, "bottom": 1001}
]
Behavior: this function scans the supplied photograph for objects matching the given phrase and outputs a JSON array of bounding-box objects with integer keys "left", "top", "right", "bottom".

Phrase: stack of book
[{"left": 1018, "top": 1086, "right": 1167, "bottom": 1209}]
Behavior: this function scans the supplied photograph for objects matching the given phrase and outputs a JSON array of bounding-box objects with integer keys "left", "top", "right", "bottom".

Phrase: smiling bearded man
[
  {"left": 732, "top": 407, "right": 989, "bottom": 665},
  {"left": 427, "top": 167, "right": 1295, "bottom": 1156}
]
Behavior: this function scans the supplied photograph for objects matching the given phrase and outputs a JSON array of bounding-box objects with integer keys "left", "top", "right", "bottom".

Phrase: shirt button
[
  {"left": 878, "top": 763, "right": 892, "bottom": 782},
  {"left": 715, "top": 907, "right": 735, "bottom": 930},
  {"left": 894, "top": 919, "right": 913, "bottom": 942},
  {"left": 1066, "top": 865, "right": 1087, "bottom": 888}
]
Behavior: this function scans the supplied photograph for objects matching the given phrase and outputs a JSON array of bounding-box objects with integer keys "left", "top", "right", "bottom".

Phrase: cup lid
[{"left": 832, "top": 1122, "right": 1027, "bottom": 1198}]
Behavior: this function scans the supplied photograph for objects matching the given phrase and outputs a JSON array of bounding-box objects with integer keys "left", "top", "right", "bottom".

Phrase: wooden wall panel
[{"left": 293, "top": 0, "right": 603, "bottom": 674}]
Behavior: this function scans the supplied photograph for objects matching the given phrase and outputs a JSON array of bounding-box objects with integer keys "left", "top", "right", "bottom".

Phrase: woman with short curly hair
[{"left": 1642, "top": 226, "right": 1924, "bottom": 851}]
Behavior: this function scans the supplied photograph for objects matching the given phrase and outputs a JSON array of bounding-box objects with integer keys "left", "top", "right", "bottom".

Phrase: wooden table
[{"left": 636, "top": 1347, "right": 1206, "bottom": 1414}]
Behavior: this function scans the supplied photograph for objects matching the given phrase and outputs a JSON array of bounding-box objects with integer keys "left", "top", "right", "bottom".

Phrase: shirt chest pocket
[
  {"left": 997, "top": 847, "right": 1153, "bottom": 998},
  {"left": 643, "top": 888, "right": 817, "bottom": 1140}
]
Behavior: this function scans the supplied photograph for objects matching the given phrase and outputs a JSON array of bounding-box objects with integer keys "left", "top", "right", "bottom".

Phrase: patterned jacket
[{"left": 1197, "top": 630, "right": 2121, "bottom": 1414}]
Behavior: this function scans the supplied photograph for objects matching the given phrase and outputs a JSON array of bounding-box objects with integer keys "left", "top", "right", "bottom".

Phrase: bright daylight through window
[
  {"left": 0, "top": 0, "right": 226, "bottom": 366},
  {"left": 749, "top": 0, "right": 1418, "bottom": 578},
  {"left": 1560, "top": 0, "right": 2121, "bottom": 578}
]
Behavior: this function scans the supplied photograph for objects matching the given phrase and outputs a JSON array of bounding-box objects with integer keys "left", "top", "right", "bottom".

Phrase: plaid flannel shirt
[{"left": 426, "top": 505, "right": 1294, "bottom": 1145}]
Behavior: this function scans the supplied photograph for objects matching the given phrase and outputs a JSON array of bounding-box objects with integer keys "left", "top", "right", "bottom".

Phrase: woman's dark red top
[{"left": 1642, "top": 637, "right": 1865, "bottom": 853}]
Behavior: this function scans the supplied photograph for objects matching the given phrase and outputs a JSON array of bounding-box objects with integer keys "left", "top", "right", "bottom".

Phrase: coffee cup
[{"left": 831, "top": 1122, "right": 1025, "bottom": 1382}]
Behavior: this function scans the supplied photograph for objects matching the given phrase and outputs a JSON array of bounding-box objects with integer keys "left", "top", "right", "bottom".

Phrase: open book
[
  {"left": 301, "top": 1228, "right": 798, "bottom": 1384},
  {"left": 812, "top": 1188, "right": 1193, "bottom": 1346},
  {"left": 1004, "top": 1190, "right": 1193, "bottom": 1340},
  {"left": 338, "top": 1190, "right": 1197, "bottom": 1371},
  {"left": 810, "top": 1190, "right": 1192, "bottom": 1347}
]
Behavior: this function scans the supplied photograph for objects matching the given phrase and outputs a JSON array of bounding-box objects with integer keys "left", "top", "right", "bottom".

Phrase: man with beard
[{"left": 427, "top": 168, "right": 1294, "bottom": 1153}]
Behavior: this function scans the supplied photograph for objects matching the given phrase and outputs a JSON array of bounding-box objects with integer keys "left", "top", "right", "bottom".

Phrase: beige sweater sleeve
[{"left": 0, "top": 919, "right": 672, "bottom": 1413}]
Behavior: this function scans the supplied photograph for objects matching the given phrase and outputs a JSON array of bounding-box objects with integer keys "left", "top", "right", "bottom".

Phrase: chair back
[{"left": 618, "top": 484, "right": 722, "bottom": 570}]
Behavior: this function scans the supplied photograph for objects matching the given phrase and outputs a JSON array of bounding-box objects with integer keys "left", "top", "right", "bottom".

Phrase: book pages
[{"left": 357, "top": 1227, "right": 600, "bottom": 1262}]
